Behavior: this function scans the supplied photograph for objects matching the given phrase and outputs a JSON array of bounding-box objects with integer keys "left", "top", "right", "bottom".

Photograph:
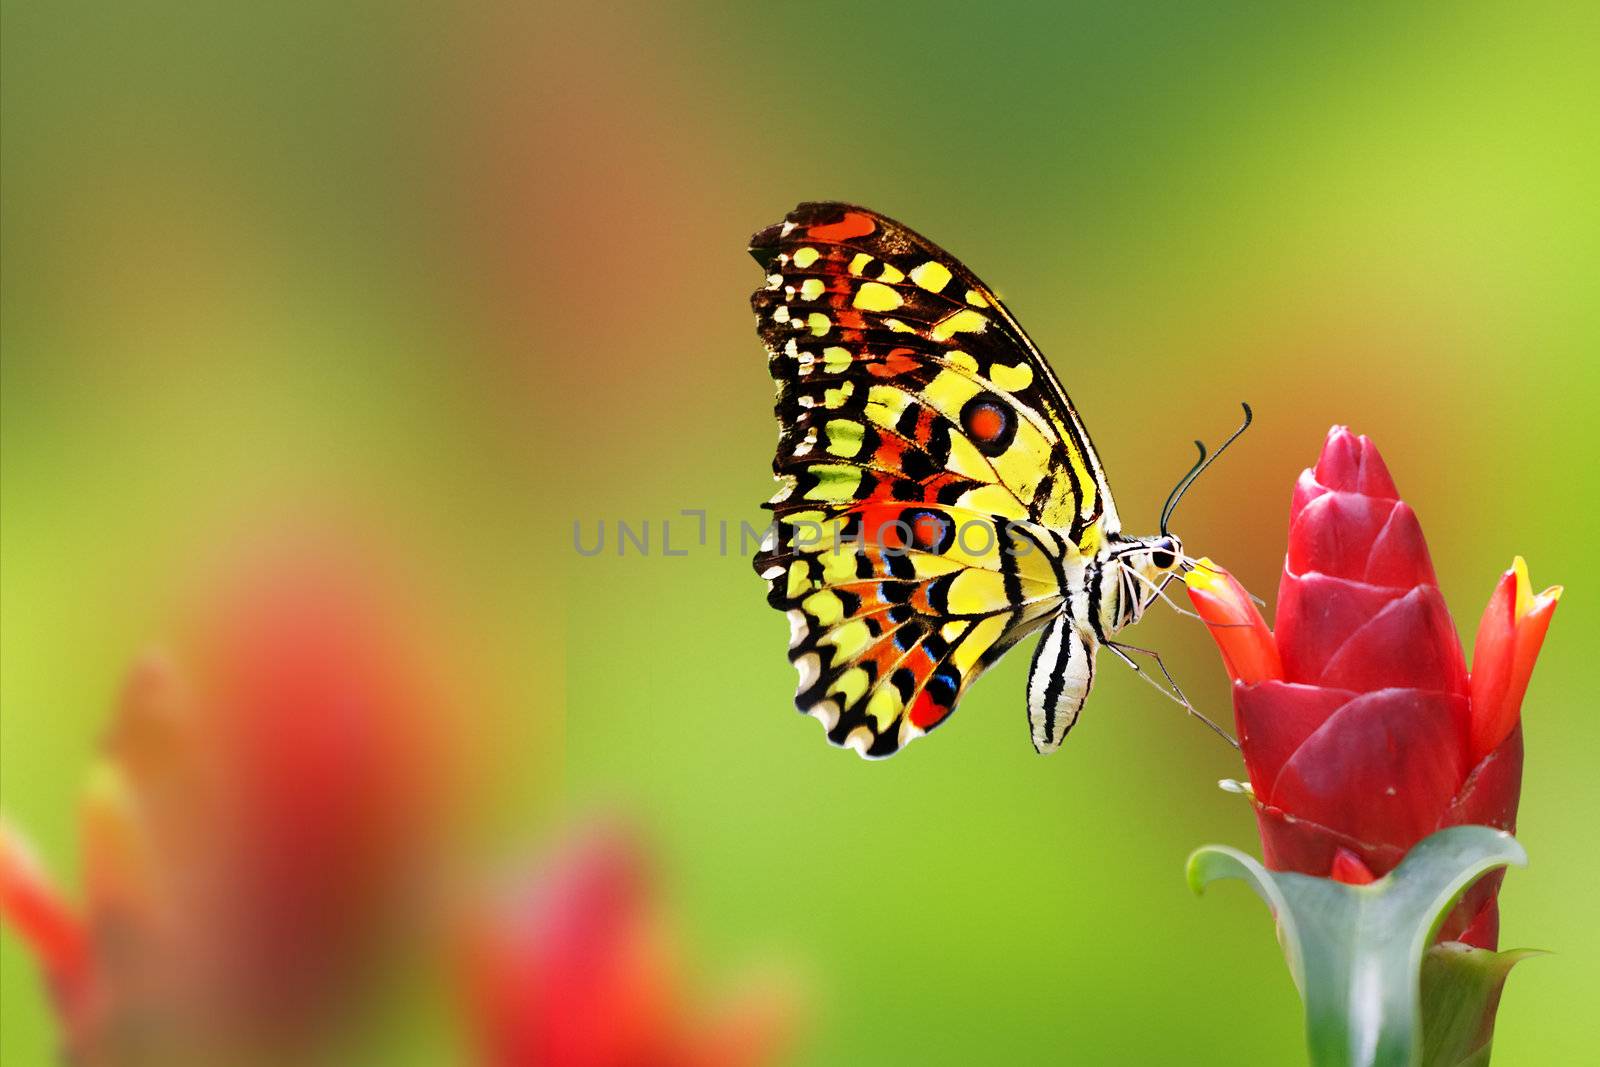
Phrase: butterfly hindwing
[
  {"left": 757, "top": 503, "right": 1066, "bottom": 756},
  {"left": 751, "top": 203, "right": 1114, "bottom": 756}
]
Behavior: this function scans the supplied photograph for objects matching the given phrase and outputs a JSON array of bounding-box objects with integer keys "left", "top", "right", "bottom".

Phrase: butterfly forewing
[
  {"left": 751, "top": 203, "right": 1116, "bottom": 538},
  {"left": 750, "top": 202, "right": 1115, "bottom": 756}
]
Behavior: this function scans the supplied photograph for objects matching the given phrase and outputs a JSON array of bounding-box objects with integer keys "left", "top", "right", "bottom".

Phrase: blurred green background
[{"left": 3, "top": 2, "right": 1596, "bottom": 1063}]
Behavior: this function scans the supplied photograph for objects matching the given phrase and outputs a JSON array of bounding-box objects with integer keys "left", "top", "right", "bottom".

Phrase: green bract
[{"left": 1188, "top": 826, "right": 1533, "bottom": 1067}]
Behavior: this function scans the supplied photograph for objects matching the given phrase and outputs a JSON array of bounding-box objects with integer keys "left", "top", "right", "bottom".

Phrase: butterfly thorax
[{"left": 1091, "top": 533, "right": 1183, "bottom": 635}]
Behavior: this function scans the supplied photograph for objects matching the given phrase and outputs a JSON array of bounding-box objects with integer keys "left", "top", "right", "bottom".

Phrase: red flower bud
[
  {"left": 1187, "top": 427, "right": 1560, "bottom": 949},
  {"left": 462, "top": 830, "right": 794, "bottom": 1067},
  {"left": 0, "top": 544, "right": 455, "bottom": 1062}
]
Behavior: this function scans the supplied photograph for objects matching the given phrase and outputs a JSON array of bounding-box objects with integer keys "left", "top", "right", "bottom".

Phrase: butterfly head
[{"left": 1103, "top": 534, "right": 1184, "bottom": 632}]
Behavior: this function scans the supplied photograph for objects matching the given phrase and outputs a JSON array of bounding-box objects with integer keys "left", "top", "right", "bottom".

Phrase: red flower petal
[
  {"left": 1252, "top": 803, "right": 1404, "bottom": 880},
  {"left": 1317, "top": 585, "right": 1468, "bottom": 699},
  {"left": 1183, "top": 561, "right": 1282, "bottom": 686},
  {"left": 1312, "top": 426, "right": 1399, "bottom": 500},
  {"left": 1289, "top": 469, "right": 1326, "bottom": 528},
  {"left": 1271, "top": 688, "right": 1467, "bottom": 850},
  {"left": 1362, "top": 502, "right": 1438, "bottom": 589},
  {"left": 1274, "top": 571, "right": 1401, "bottom": 685},
  {"left": 1468, "top": 561, "right": 1561, "bottom": 762},
  {"left": 1445, "top": 884, "right": 1502, "bottom": 950},
  {"left": 0, "top": 822, "right": 95, "bottom": 1044},
  {"left": 1287, "top": 490, "right": 1399, "bottom": 583},
  {"left": 1234, "top": 681, "right": 1356, "bottom": 804},
  {"left": 1447, "top": 724, "right": 1523, "bottom": 834},
  {"left": 1330, "top": 849, "right": 1376, "bottom": 885}
]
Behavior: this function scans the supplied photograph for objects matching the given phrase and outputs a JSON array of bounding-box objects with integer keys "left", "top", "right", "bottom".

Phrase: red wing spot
[
  {"left": 859, "top": 510, "right": 905, "bottom": 550},
  {"left": 873, "top": 435, "right": 907, "bottom": 467},
  {"left": 807, "top": 211, "right": 877, "bottom": 241},
  {"left": 909, "top": 513, "right": 945, "bottom": 550},
  {"left": 869, "top": 349, "right": 920, "bottom": 378},
  {"left": 966, "top": 402, "right": 1006, "bottom": 443},
  {"left": 909, "top": 691, "right": 948, "bottom": 730},
  {"left": 922, "top": 473, "right": 963, "bottom": 502},
  {"left": 861, "top": 472, "right": 901, "bottom": 503},
  {"left": 835, "top": 310, "right": 866, "bottom": 330}
]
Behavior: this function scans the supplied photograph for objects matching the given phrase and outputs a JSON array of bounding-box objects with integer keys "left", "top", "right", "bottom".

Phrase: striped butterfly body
[{"left": 749, "top": 203, "right": 1194, "bottom": 758}]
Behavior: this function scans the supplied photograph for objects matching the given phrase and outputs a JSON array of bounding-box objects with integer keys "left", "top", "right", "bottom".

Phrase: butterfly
[{"left": 749, "top": 203, "right": 1245, "bottom": 758}]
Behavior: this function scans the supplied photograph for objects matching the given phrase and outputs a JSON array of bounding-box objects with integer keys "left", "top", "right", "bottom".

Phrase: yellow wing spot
[
  {"left": 824, "top": 613, "right": 872, "bottom": 658},
  {"left": 865, "top": 384, "right": 910, "bottom": 427},
  {"left": 784, "top": 509, "right": 825, "bottom": 529},
  {"left": 910, "top": 261, "right": 953, "bottom": 292},
  {"left": 990, "top": 421, "right": 1055, "bottom": 504},
  {"left": 876, "top": 263, "right": 906, "bottom": 284},
  {"left": 945, "top": 350, "right": 980, "bottom": 375},
  {"left": 802, "top": 589, "right": 845, "bottom": 627},
  {"left": 805, "top": 464, "right": 862, "bottom": 501},
  {"left": 853, "top": 282, "right": 903, "bottom": 312},
  {"left": 884, "top": 318, "right": 916, "bottom": 333},
  {"left": 848, "top": 252, "right": 873, "bottom": 275},
  {"left": 792, "top": 247, "right": 820, "bottom": 269},
  {"left": 799, "top": 278, "right": 826, "bottom": 301},
  {"left": 930, "top": 308, "right": 988, "bottom": 342},
  {"left": 989, "top": 361, "right": 1034, "bottom": 392},
  {"left": 824, "top": 418, "right": 864, "bottom": 458},
  {"left": 823, "top": 381, "right": 854, "bottom": 409},
  {"left": 957, "top": 483, "right": 1026, "bottom": 517},
  {"left": 944, "top": 434, "right": 995, "bottom": 481},
  {"left": 807, "top": 312, "right": 831, "bottom": 336},
  {"left": 827, "top": 667, "right": 870, "bottom": 707},
  {"left": 786, "top": 560, "right": 813, "bottom": 599},
  {"left": 953, "top": 616, "right": 1007, "bottom": 674},
  {"left": 909, "top": 553, "right": 963, "bottom": 579},
  {"left": 965, "top": 289, "right": 988, "bottom": 307},
  {"left": 945, "top": 570, "right": 1009, "bottom": 615},
  {"left": 820, "top": 543, "right": 858, "bottom": 584},
  {"left": 940, "top": 620, "right": 970, "bottom": 643},
  {"left": 923, "top": 368, "right": 982, "bottom": 413},
  {"left": 822, "top": 346, "right": 853, "bottom": 373},
  {"left": 866, "top": 685, "right": 902, "bottom": 730}
]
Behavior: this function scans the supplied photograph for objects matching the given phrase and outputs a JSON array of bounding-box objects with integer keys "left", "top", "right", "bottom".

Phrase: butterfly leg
[{"left": 1105, "top": 641, "right": 1238, "bottom": 749}]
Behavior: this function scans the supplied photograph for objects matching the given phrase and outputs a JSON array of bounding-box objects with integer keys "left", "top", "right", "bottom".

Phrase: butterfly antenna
[
  {"left": 1159, "top": 441, "right": 1206, "bottom": 537},
  {"left": 1159, "top": 402, "right": 1253, "bottom": 536}
]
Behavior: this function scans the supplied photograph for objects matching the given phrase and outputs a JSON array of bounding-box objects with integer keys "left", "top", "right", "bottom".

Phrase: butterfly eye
[{"left": 1149, "top": 536, "right": 1179, "bottom": 571}]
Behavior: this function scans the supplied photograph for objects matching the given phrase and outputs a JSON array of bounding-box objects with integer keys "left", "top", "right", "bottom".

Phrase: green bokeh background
[{"left": 3, "top": 2, "right": 1596, "bottom": 1063}]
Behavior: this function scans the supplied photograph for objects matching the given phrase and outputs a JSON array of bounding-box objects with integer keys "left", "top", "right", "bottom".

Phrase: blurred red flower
[
  {"left": 462, "top": 829, "right": 793, "bottom": 1067},
  {"left": 0, "top": 547, "right": 450, "bottom": 1065},
  {"left": 1186, "top": 427, "right": 1560, "bottom": 949}
]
